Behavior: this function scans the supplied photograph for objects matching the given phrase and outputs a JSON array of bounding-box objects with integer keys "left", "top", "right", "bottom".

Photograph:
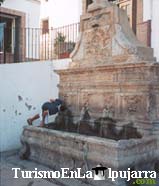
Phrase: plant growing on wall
[{"left": 54, "top": 32, "right": 75, "bottom": 59}]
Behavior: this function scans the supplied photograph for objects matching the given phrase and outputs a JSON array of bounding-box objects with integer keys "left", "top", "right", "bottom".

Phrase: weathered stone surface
[
  {"left": 56, "top": 0, "right": 159, "bottom": 135},
  {"left": 57, "top": 63, "right": 159, "bottom": 135},
  {"left": 70, "top": 1, "right": 155, "bottom": 66},
  {"left": 20, "top": 125, "right": 158, "bottom": 186},
  {"left": 20, "top": 1, "right": 159, "bottom": 186}
]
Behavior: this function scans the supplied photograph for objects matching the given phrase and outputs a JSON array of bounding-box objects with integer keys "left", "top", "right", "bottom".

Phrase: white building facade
[
  {"left": 0, "top": 59, "right": 71, "bottom": 152},
  {"left": 1, "top": 0, "right": 41, "bottom": 28},
  {"left": 0, "top": 0, "right": 41, "bottom": 63},
  {"left": 40, "top": 0, "right": 81, "bottom": 28},
  {"left": 143, "top": 0, "right": 159, "bottom": 62},
  {"left": 40, "top": 0, "right": 159, "bottom": 62}
]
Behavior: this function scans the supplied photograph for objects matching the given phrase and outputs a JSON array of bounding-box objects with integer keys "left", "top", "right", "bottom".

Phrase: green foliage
[
  {"left": 54, "top": 32, "right": 75, "bottom": 58},
  {"left": 54, "top": 32, "right": 66, "bottom": 56},
  {"left": 54, "top": 32, "right": 66, "bottom": 43}
]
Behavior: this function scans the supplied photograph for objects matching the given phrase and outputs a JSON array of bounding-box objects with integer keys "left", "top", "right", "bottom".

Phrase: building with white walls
[
  {"left": 0, "top": 59, "right": 71, "bottom": 152},
  {"left": 115, "top": 0, "right": 159, "bottom": 61},
  {"left": 1, "top": 0, "right": 41, "bottom": 29},
  {"left": 1, "top": 0, "right": 159, "bottom": 62},
  {"left": 0, "top": 0, "right": 41, "bottom": 63},
  {"left": 40, "top": 0, "right": 81, "bottom": 29},
  {"left": 143, "top": 0, "right": 159, "bottom": 62},
  {"left": 0, "top": 0, "right": 159, "bottom": 153},
  {"left": 40, "top": 0, "right": 159, "bottom": 62},
  {"left": 40, "top": 0, "right": 81, "bottom": 60}
]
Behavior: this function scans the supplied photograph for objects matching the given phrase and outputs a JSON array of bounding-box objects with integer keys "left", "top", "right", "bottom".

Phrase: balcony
[{"left": 0, "top": 23, "right": 80, "bottom": 64}]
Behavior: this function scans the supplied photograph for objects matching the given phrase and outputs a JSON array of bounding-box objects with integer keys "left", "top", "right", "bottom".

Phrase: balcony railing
[{"left": 0, "top": 23, "right": 80, "bottom": 64}]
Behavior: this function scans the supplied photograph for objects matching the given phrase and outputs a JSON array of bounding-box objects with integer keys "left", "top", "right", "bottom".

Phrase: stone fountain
[{"left": 20, "top": 0, "right": 159, "bottom": 185}]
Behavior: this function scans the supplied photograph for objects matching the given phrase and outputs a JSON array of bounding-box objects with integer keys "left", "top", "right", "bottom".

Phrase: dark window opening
[
  {"left": 0, "top": 17, "right": 14, "bottom": 53},
  {"left": 42, "top": 19, "right": 49, "bottom": 34},
  {"left": 0, "top": 23, "right": 5, "bottom": 54}
]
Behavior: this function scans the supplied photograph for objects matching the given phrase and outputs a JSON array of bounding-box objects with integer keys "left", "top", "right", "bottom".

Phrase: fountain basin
[{"left": 20, "top": 126, "right": 157, "bottom": 171}]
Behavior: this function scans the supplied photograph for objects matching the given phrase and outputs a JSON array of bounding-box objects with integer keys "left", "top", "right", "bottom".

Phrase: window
[
  {"left": 0, "top": 17, "right": 14, "bottom": 53},
  {"left": 0, "top": 23, "right": 5, "bottom": 54},
  {"left": 42, "top": 19, "right": 49, "bottom": 34}
]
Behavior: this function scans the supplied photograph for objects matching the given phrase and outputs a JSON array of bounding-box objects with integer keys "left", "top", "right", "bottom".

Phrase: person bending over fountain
[{"left": 27, "top": 98, "right": 65, "bottom": 127}]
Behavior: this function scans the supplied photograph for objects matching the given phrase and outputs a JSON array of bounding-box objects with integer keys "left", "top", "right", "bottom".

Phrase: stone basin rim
[{"left": 23, "top": 126, "right": 156, "bottom": 148}]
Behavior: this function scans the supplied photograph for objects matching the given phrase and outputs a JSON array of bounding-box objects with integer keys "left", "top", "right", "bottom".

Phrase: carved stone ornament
[
  {"left": 87, "top": 0, "right": 111, "bottom": 12},
  {"left": 102, "top": 105, "right": 114, "bottom": 118},
  {"left": 56, "top": 0, "right": 159, "bottom": 132},
  {"left": 80, "top": 102, "right": 91, "bottom": 121},
  {"left": 124, "top": 96, "right": 142, "bottom": 114}
]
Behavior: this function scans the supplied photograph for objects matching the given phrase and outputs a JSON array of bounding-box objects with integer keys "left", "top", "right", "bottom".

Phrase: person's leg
[
  {"left": 27, "top": 114, "right": 40, "bottom": 125},
  {"left": 40, "top": 110, "right": 49, "bottom": 127}
]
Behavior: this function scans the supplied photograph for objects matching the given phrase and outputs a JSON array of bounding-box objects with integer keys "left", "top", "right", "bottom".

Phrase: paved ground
[
  {"left": 1, "top": 150, "right": 60, "bottom": 186},
  {"left": 1, "top": 150, "right": 159, "bottom": 186},
  {"left": 0, "top": 150, "right": 93, "bottom": 186}
]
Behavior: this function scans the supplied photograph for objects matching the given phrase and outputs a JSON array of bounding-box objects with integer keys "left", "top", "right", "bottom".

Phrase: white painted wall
[
  {"left": 143, "top": 0, "right": 159, "bottom": 62},
  {"left": 40, "top": 0, "right": 82, "bottom": 28},
  {"left": 0, "top": 59, "right": 71, "bottom": 152},
  {"left": 2, "top": 0, "right": 41, "bottom": 28},
  {"left": 143, "top": 0, "right": 152, "bottom": 22},
  {"left": 1, "top": 0, "right": 41, "bottom": 60},
  {"left": 151, "top": 0, "right": 159, "bottom": 62}
]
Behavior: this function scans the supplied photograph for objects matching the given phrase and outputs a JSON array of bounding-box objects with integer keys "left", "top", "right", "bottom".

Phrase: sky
[{"left": 41, "top": 0, "right": 82, "bottom": 28}]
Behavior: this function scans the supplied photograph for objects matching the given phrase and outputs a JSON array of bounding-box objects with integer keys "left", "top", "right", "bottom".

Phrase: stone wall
[{"left": 57, "top": 0, "right": 159, "bottom": 135}]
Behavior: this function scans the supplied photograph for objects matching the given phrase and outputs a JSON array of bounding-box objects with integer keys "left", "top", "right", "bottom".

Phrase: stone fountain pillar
[{"left": 56, "top": 0, "right": 159, "bottom": 136}]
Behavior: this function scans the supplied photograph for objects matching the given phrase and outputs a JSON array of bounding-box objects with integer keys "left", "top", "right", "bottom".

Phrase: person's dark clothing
[
  {"left": 54, "top": 99, "right": 63, "bottom": 106},
  {"left": 42, "top": 99, "right": 63, "bottom": 115}
]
